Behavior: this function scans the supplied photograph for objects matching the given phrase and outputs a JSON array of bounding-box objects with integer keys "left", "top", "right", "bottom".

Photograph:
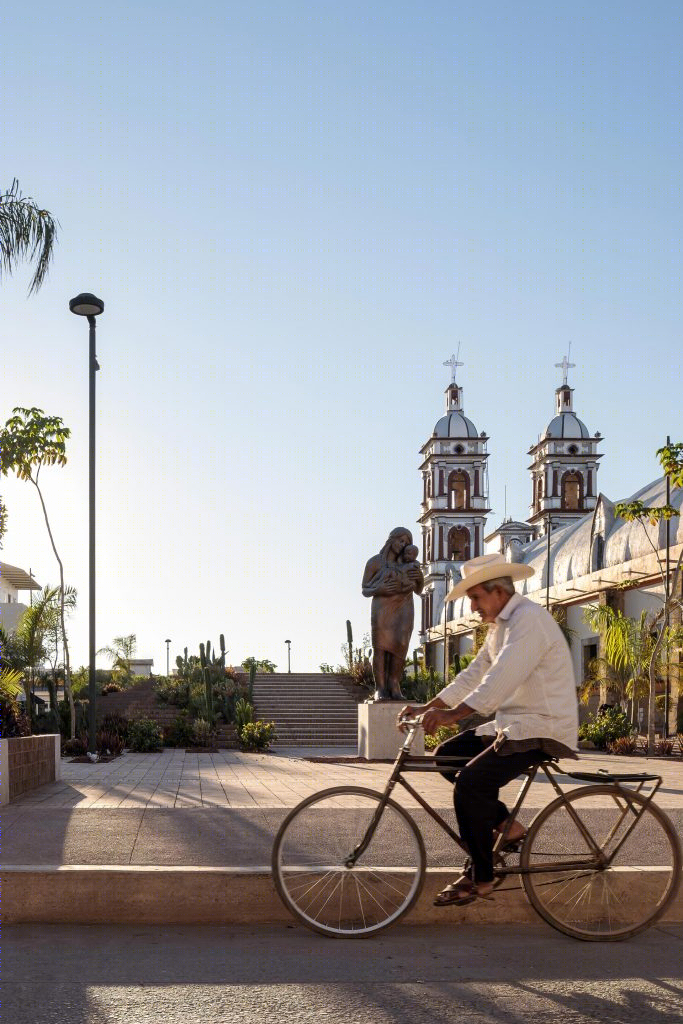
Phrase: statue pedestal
[{"left": 358, "top": 702, "right": 424, "bottom": 760}]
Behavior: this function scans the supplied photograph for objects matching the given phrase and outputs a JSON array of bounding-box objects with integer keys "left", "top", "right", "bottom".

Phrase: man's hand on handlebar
[{"left": 397, "top": 704, "right": 424, "bottom": 733}]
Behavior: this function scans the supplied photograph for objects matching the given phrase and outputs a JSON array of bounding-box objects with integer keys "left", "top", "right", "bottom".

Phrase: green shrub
[
  {"left": 127, "top": 718, "right": 163, "bottom": 752},
  {"left": 235, "top": 697, "right": 254, "bottom": 732},
  {"left": 101, "top": 682, "right": 122, "bottom": 695},
  {"left": 0, "top": 688, "right": 30, "bottom": 738},
  {"left": 191, "top": 718, "right": 214, "bottom": 747},
  {"left": 163, "top": 712, "right": 195, "bottom": 748},
  {"left": 58, "top": 698, "right": 90, "bottom": 740},
  {"left": 607, "top": 735, "right": 639, "bottom": 756},
  {"left": 100, "top": 713, "right": 129, "bottom": 741},
  {"left": 424, "top": 725, "right": 460, "bottom": 751},
  {"left": 155, "top": 676, "right": 191, "bottom": 708},
  {"left": 239, "top": 720, "right": 277, "bottom": 751},
  {"left": 579, "top": 707, "right": 632, "bottom": 750},
  {"left": 34, "top": 707, "right": 61, "bottom": 735},
  {"left": 96, "top": 730, "right": 125, "bottom": 756},
  {"left": 63, "top": 736, "right": 87, "bottom": 756}
]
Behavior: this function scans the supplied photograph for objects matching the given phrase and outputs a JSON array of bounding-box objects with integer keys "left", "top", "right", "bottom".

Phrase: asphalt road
[{"left": 5, "top": 923, "right": 683, "bottom": 1024}]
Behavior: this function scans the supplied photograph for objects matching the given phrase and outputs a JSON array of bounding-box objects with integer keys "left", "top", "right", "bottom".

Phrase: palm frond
[{"left": 0, "top": 180, "right": 58, "bottom": 294}]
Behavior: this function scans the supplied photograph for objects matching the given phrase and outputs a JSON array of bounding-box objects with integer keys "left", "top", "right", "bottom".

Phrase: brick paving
[{"left": 6, "top": 746, "right": 683, "bottom": 811}]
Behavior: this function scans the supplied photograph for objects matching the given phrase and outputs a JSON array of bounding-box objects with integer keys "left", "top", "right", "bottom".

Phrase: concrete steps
[{"left": 251, "top": 673, "right": 364, "bottom": 746}]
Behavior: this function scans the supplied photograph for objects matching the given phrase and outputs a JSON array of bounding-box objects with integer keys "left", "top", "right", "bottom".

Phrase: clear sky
[{"left": 1, "top": 2, "right": 681, "bottom": 674}]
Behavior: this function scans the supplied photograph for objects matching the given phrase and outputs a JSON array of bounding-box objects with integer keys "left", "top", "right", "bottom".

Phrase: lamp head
[{"left": 69, "top": 293, "right": 104, "bottom": 316}]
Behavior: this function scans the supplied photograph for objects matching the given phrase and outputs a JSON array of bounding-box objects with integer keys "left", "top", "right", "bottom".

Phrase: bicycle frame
[{"left": 347, "top": 723, "right": 665, "bottom": 877}]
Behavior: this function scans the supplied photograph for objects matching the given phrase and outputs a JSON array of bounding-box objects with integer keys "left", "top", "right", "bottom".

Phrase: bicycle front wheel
[
  {"left": 521, "top": 785, "right": 681, "bottom": 941},
  {"left": 272, "top": 786, "right": 426, "bottom": 938}
]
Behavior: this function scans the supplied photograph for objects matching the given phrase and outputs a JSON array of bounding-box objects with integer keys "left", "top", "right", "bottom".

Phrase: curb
[{"left": 3, "top": 865, "right": 681, "bottom": 926}]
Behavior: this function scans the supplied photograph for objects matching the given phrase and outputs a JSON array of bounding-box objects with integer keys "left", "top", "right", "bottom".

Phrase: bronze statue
[{"left": 362, "top": 527, "right": 424, "bottom": 701}]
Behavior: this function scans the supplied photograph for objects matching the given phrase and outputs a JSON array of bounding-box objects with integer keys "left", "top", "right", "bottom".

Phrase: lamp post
[
  {"left": 285, "top": 640, "right": 291, "bottom": 673},
  {"left": 69, "top": 292, "right": 104, "bottom": 755},
  {"left": 165, "top": 639, "right": 171, "bottom": 678}
]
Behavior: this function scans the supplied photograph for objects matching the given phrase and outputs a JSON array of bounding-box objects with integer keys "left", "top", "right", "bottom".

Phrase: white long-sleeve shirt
[{"left": 438, "top": 593, "right": 579, "bottom": 750}]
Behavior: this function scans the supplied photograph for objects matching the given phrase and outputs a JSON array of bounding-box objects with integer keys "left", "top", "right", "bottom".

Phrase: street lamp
[
  {"left": 285, "top": 640, "right": 291, "bottom": 673},
  {"left": 69, "top": 292, "right": 104, "bottom": 755},
  {"left": 165, "top": 639, "right": 171, "bottom": 678}
]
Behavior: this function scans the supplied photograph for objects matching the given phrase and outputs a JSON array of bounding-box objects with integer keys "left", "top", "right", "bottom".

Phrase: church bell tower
[
  {"left": 527, "top": 349, "right": 602, "bottom": 535},
  {"left": 418, "top": 352, "right": 490, "bottom": 644}
]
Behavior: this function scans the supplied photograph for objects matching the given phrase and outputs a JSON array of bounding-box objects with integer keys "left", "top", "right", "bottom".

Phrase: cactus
[
  {"left": 346, "top": 620, "right": 354, "bottom": 669},
  {"left": 199, "top": 642, "right": 214, "bottom": 722},
  {"left": 248, "top": 662, "right": 256, "bottom": 701},
  {"left": 413, "top": 649, "right": 419, "bottom": 679}
]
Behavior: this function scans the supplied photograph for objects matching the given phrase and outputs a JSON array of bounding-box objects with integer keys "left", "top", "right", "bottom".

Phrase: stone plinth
[{"left": 357, "top": 702, "right": 424, "bottom": 760}]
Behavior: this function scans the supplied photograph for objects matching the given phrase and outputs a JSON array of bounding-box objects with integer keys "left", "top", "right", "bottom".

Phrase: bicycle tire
[
  {"left": 272, "top": 785, "right": 426, "bottom": 938},
  {"left": 520, "top": 784, "right": 681, "bottom": 941}
]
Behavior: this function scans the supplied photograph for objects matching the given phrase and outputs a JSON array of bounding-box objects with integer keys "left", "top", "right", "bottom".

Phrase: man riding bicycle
[{"left": 399, "top": 552, "right": 579, "bottom": 907}]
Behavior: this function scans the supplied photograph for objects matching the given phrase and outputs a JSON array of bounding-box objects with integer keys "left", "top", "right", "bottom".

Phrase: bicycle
[{"left": 271, "top": 719, "right": 681, "bottom": 941}]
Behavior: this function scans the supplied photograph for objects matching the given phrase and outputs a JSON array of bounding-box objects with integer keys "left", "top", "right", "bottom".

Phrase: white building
[
  {"left": 0, "top": 562, "right": 41, "bottom": 633},
  {"left": 419, "top": 356, "right": 681, "bottom": 732}
]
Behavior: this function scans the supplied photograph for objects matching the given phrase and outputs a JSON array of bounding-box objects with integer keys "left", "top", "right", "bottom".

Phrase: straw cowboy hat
[{"left": 446, "top": 553, "right": 534, "bottom": 601}]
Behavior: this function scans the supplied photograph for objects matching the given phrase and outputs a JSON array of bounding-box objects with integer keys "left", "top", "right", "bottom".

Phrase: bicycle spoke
[
  {"left": 522, "top": 786, "right": 681, "bottom": 940},
  {"left": 273, "top": 787, "right": 425, "bottom": 937}
]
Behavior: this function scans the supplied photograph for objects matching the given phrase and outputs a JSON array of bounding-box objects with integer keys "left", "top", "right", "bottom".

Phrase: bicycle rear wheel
[
  {"left": 521, "top": 785, "right": 681, "bottom": 941},
  {"left": 272, "top": 786, "right": 426, "bottom": 938}
]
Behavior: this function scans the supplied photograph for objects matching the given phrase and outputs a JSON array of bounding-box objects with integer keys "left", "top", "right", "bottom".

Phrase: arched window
[
  {"left": 448, "top": 470, "right": 470, "bottom": 510},
  {"left": 426, "top": 533, "right": 432, "bottom": 562},
  {"left": 448, "top": 526, "right": 470, "bottom": 561},
  {"left": 592, "top": 534, "right": 605, "bottom": 571},
  {"left": 562, "top": 471, "right": 582, "bottom": 511}
]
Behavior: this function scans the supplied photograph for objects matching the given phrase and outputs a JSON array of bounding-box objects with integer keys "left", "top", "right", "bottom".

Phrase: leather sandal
[{"left": 433, "top": 877, "right": 494, "bottom": 907}]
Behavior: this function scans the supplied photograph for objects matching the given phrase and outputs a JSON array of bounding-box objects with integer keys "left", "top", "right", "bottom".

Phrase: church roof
[
  {"left": 520, "top": 475, "right": 682, "bottom": 596},
  {"left": 543, "top": 412, "right": 590, "bottom": 439},
  {"left": 433, "top": 411, "right": 479, "bottom": 439},
  {"left": 447, "top": 475, "right": 682, "bottom": 618}
]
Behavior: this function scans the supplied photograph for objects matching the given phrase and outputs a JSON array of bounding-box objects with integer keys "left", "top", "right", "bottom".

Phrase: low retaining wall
[
  {"left": 0, "top": 734, "right": 61, "bottom": 805},
  {"left": 3, "top": 866, "right": 681, "bottom": 926}
]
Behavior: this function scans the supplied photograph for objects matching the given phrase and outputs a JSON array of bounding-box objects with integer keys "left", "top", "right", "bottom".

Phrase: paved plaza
[{"left": 7, "top": 746, "right": 683, "bottom": 811}]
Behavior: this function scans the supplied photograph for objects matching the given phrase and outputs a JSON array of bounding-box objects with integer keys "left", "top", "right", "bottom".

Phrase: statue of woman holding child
[{"left": 362, "top": 527, "right": 424, "bottom": 701}]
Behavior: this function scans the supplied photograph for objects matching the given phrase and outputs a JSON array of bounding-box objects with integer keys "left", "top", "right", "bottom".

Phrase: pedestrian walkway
[{"left": 6, "top": 746, "right": 683, "bottom": 811}]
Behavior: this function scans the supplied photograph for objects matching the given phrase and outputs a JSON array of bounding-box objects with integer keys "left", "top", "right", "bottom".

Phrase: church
[{"left": 418, "top": 353, "right": 682, "bottom": 734}]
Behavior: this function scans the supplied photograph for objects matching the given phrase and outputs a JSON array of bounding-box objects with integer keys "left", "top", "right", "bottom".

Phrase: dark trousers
[{"left": 434, "top": 730, "right": 544, "bottom": 884}]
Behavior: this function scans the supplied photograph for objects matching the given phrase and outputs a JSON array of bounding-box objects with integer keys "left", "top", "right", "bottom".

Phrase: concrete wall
[{"left": 0, "top": 601, "right": 29, "bottom": 633}]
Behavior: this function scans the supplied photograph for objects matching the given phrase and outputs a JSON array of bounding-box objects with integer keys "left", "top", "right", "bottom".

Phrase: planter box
[{"left": 0, "top": 734, "right": 61, "bottom": 805}]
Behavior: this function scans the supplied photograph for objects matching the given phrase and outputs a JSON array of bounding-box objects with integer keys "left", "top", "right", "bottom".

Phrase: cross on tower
[
  {"left": 555, "top": 343, "right": 576, "bottom": 385},
  {"left": 443, "top": 346, "right": 464, "bottom": 383}
]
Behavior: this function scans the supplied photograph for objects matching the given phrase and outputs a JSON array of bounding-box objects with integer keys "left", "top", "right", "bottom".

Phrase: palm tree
[
  {"left": 0, "top": 179, "right": 58, "bottom": 293},
  {"left": 583, "top": 605, "right": 682, "bottom": 729},
  {"left": 13, "top": 588, "right": 61, "bottom": 730},
  {"left": 40, "top": 584, "right": 77, "bottom": 709},
  {"left": 98, "top": 634, "right": 137, "bottom": 687}
]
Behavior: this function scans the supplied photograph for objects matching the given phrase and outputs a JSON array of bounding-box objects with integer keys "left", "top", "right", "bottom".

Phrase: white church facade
[{"left": 418, "top": 355, "right": 682, "bottom": 734}]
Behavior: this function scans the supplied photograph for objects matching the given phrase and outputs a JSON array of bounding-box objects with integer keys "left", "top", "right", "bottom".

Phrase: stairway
[{"left": 251, "top": 673, "right": 365, "bottom": 747}]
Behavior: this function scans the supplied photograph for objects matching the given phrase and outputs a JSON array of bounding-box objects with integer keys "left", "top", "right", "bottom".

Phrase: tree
[
  {"left": 98, "top": 634, "right": 137, "bottom": 686},
  {"left": 0, "top": 492, "right": 6, "bottom": 547},
  {"left": 581, "top": 605, "right": 682, "bottom": 726},
  {"left": 614, "top": 442, "right": 683, "bottom": 753},
  {"left": 13, "top": 588, "right": 59, "bottom": 730},
  {"left": 0, "top": 179, "right": 58, "bottom": 294},
  {"left": 0, "top": 407, "right": 76, "bottom": 735},
  {"left": 241, "top": 657, "right": 277, "bottom": 674},
  {"left": 41, "top": 584, "right": 77, "bottom": 709}
]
